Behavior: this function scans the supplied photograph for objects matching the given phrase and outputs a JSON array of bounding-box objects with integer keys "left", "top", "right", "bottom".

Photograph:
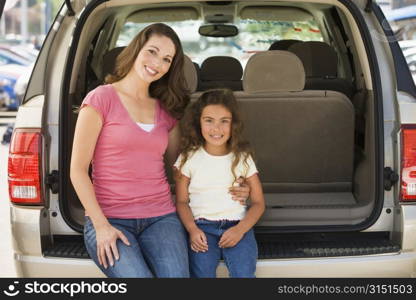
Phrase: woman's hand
[
  {"left": 229, "top": 177, "right": 250, "bottom": 205},
  {"left": 95, "top": 223, "right": 130, "bottom": 269},
  {"left": 218, "top": 226, "right": 245, "bottom": 248},
  {"left": 189, "top": 227, "right": 208, "bottom": 253}
]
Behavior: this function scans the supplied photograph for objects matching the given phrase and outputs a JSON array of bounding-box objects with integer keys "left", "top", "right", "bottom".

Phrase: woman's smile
[{"left": 144, "top": 65, "right": 159, "bottom": 76}]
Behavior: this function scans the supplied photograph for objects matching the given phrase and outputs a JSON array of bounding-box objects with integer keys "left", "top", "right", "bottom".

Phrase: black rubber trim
[
  {"left": 65, "top": 0, "right": 76, "bottom": 16},
  {"left": 44, "top": 236, "right": 89, "bottom": 259},
  {"left": 60, "top": 0, "right": 384, "bottom": 234},
  {"left": 371, "top": 2, "right": 416, "bottom": 98},
  {"left": 257, "top": 231, "right": 400, "bottom": 259},
  {"left": 44, "top": 232, "right": 400, "bottom": 259},
  {"left": 60, "top": 0, "right": 108, "bottom": 233},
  {"left": 0, "top": 1, "right": 5, "bottom": 20}
]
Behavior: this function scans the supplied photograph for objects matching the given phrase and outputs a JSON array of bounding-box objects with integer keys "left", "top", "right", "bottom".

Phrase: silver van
[{"left": 5, "top": 0, "right": 416, "bottom": 277}]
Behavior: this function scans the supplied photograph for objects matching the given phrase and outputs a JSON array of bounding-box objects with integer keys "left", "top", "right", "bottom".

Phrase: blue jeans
[
  {"left": 83, "top": 212, "right": 189, "bottom": 278},
  {"left": 189, "top": 219, "right": 258, "bottom": 278}
]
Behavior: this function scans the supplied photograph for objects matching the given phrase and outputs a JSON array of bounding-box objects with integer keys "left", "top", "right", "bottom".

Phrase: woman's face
[{"left": 133, "top": 34, "right": 176, "bottom": 83}]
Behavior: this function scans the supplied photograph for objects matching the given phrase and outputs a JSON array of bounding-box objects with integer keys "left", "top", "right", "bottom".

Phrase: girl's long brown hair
[
  {"left": 179, "top": 89, "right": 253, "bottom": 182},
  {"left": 105, "top": 23, "right": 190, "bottom": 119}
]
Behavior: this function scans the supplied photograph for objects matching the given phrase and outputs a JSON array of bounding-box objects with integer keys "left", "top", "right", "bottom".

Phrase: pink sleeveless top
[{"left": 81, "top": 84, "right": 177, "bottom": 218}]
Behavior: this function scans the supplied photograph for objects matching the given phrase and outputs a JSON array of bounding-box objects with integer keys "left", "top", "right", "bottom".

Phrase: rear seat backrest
[
  {"left": 268, "top": 39, "right": 302, "bottom": 50},
  {"left": 243, "top": 50, "right": 305, "bottom": 92},
  {"left": 101, "top": 47, "right": 125, "bottom": 81},
  {"left": 199, "top": 56, "right": 243, "bottom": 91},
  {"left": 183, "top": 55, "right": 198, "bottom": 93},
  {"left": 288, "top": 41, "right": 354, "bottom": 98},
  {"left": 239, "top": 50, "right": 355, "bottom": 192}
]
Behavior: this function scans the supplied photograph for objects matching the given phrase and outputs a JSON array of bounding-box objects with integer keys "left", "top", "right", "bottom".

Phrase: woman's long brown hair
[
  {"left": 178, "top": 89, "right": 253, "bottom": 182},
  {"left": 105, "top": 23, "right": 189, "bottom": 119}
]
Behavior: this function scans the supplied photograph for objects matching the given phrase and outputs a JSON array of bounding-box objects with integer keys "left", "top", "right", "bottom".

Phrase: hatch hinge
[
  {"left": 384, "top": 167, "right": 399, "bottom": 191},
  {"left": 46, "top": 170, "right": 59, "bottom": 194}
]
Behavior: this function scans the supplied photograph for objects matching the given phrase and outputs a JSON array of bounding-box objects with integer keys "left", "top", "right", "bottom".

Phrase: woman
[{"left": 70, "top": 23, "right": 249, "bottom": 278}]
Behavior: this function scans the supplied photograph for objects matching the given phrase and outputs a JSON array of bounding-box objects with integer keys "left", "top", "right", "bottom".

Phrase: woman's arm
[
  {"left": 70, "top": 106, "right": 106, "bottom": 227},
  {"left": 175, "top": 171, "right": 208, "bottom": 252},
  {"left": 70, "top": 106, "right": 129, "bottom": 268},
  {"left": 165, "top": 124, "right": 181, "bottom": 168},
  {"left": 219, "top": 173, "right": 265, "bottom": 248}
]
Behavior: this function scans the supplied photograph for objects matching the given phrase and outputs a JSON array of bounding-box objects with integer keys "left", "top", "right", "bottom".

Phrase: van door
[{"left": 8, "top": 0, "right": 89, "bottom": 265}]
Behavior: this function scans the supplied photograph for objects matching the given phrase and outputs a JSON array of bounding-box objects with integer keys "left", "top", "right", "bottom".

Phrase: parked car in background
[
  {"left": 0, "top": 78, "right": 11, "bottom": 110},
  {"left": 403, "top": 46, "right": 416, "bottom": 83},
  {"left": 13, "top": 63, "right": 34, "bottom": 106},
  {"left": 398, "top": 40, "right": 416, "bottom": 52},
  {"left": 1, "top": 44, "right": 39, "bottom": 63},
  {"left": 0, "top": 64, "right": 28, "bottom": 110},
  {"left": 0, "top": 48, "right": 31, "bottom": 66},
  {"left": 385, "top": 5, "right": 416, "bottom": 40},
  {"left": 0, "top": 44, "right": 37, "bottom": 110}
]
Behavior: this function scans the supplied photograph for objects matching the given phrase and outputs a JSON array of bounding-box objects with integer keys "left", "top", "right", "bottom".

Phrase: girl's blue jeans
[
  {"left": 83, "top": 212, "right": 189, "bottom": 278},
  {"left": 189, "top": 219, "right": 258, "bottom": 278}
]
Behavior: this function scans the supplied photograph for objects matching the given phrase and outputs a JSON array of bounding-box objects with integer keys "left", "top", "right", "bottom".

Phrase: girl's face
[
  {"left": 200, "top": 104, "right": 232, "bottom": 155},
  {"left": 132, "top": 34, "right": 176, "bottom": 84}
]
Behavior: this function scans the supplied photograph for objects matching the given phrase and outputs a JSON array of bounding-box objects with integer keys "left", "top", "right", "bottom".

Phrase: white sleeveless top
[{"left": 137, "top": 122, "right": 155, "bottom": 132}]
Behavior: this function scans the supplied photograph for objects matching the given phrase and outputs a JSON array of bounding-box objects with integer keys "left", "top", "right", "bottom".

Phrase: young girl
[{"left": 174, "top": 89, "right": 265, "bottom": 278}]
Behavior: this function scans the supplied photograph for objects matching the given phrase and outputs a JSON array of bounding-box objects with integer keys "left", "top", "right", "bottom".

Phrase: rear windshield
[{"left": 116, "top": 19, "right": 323, "bottom": 68}]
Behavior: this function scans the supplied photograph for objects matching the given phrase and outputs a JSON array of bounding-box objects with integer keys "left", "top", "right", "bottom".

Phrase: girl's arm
[
  {"left": 219, "top": 173, "right": 265, "bottom": 248},
  {"left": 165, "top": 124, "right": 181, "bottom": 168},
  {"left": 70, "top": 106, "right": 130, "bottom": 268},
  {"left": 175, "top": 171, "right": 208, "bottom": 252}
]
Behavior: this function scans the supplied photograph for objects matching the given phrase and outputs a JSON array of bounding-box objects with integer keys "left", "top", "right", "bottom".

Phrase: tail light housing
[
  {"left": 8, "top": 128, "right": 44, "bottom": 205},
  {"left": 401, "top": 125, "right": 416, "bottom": 202}
]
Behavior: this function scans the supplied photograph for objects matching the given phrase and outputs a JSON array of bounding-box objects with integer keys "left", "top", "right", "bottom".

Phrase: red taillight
[
  {"left": 8, "top": 128, "right": 43, "bottom": 205},
  {"left": 401, "top": 125, "right": 416, "bottom": 202}
]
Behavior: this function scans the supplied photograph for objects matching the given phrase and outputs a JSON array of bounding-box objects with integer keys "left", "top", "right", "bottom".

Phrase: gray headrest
[
  {"left": 200, "top": 56, "right": 243, "bottom": 81},
  {"left": 288, "top": 41, "right": 338, "bottom": 78},
  {"left": 102, "top": 47, "right": 125, "bottom": 79},
  {"left": 243, "top": 50, "right": 305, "bottom": 93},
  {"left": 269, "top": 39, "right": 302, "bottom": 50},
  {"left": 183, "top": 55, "right": 198, "bottom": 93}
]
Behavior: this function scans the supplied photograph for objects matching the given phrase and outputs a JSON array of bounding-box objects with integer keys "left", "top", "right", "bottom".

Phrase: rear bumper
[
  {"left": 15, "top": 254, "right": 105, "bottom": 278},
  {"left": 15, "top": 251, "right": 416, "bottom": 278}
]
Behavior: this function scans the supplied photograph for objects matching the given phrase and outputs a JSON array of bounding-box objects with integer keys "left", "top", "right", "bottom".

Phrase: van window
[{"left": 115, "top": 19, "right": 323, "bottom": 68}]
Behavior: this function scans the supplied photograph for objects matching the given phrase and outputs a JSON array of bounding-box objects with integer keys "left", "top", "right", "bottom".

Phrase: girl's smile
[{"left": 200, "top": 104, "right": 232, "bottom": 155}]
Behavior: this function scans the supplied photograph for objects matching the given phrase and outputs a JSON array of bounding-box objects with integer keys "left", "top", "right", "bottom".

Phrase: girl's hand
[
  {"left": 189, "top": 228, "right": 208, "bottom": 252},
  {"left": 229, "top": 177, "right": 250, "bottom": 205},
  {"left": 95, "top": 223, "right": 130, "bottom": 269},
  {"left": 218, "top": 226, "right": 245, "bottom": 248}
]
